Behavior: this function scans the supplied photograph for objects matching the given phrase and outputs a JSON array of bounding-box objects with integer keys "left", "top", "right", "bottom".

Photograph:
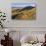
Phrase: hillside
[{"left": 12, "top": 6, "right": 36, "bottom": 20}]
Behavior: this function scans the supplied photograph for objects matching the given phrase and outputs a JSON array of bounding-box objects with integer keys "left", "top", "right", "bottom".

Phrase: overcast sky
[{"left": 12, "top": 3, "right": 36, "bottom": 8}]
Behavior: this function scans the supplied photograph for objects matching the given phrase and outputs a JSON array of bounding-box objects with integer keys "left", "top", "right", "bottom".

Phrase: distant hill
[{"left": 19, "top": 6, "right": 35, "bottom": 12}]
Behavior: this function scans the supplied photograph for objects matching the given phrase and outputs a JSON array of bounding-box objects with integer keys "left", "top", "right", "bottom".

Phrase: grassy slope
[{"left": 12, "top": 8, "right": 36, "bottom": 20}]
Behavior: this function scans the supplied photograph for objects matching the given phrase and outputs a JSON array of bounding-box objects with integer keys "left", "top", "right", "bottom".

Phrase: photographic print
[{"left": 11, "top": 3, "right": 36, "bottom": 20}]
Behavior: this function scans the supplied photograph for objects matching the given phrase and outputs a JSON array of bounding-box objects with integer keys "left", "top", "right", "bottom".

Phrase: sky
[{"left": 12, "top": 3, "right": 36, "bottom": 7}]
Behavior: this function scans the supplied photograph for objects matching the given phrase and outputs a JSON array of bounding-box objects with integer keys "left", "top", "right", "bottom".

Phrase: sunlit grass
[{"left": 12, "top": 8, "right": 36, "bottom": 20}]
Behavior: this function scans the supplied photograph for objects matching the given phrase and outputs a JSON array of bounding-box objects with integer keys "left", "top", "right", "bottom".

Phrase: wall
[{"left": 0, "top": 0, "right": 46, "bottom": 27}]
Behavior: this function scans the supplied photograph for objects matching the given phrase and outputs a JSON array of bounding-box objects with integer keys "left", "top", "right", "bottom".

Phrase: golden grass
[{"left": 12, "top": 8, "right": 36, "bottom": 20}]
